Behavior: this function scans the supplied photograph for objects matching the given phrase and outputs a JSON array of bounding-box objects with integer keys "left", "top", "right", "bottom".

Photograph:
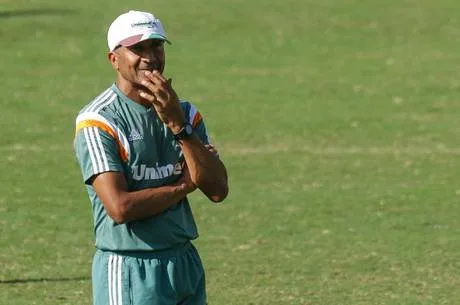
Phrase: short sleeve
[
  {"left": 181, "top": 101, "right": 210, "bottom": 145},
  {"left": 74, "top": 122, "right": 125, "bottom": 185}
]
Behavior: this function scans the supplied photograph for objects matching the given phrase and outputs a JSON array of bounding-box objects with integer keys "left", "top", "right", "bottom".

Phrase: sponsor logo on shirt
[{"left": 132, "top": 161, "right": 183, "bottom": 181}]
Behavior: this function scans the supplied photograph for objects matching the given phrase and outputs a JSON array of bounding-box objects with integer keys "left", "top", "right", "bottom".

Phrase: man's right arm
[
  {"left": 92, "top": 167, "right": 196, "bottom": 224},
  {"left": 74, "top": 115, "right": 196, "bottom": 224}
]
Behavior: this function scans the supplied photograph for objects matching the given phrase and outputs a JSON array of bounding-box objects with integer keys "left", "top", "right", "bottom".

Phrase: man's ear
[{"left": 108, "top": 51, "right": 119, "bottom": 70}]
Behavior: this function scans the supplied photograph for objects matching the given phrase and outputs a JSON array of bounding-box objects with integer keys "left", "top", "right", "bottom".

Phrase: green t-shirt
[{"left": 74, "top": 84, "right": 210, "bottom": 251}]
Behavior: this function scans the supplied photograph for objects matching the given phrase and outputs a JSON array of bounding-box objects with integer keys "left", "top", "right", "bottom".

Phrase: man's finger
[
  {"left": 141, "top": 79, "right": 160, "bottom": 94},
  {"left": 143, "top": 71, "right": 163, "bottom": 86},
  {"left": 147, "top": 71, "right": 168, "bottom": 86},
  {"left": 139, "top": 90, "right": 162, "bottom": 106},
  {"left": 205, "top": 144, "right": 219, "bottom": 156},
  {"left": 140, "top": 79, "right": 168, "bottom": 101}
]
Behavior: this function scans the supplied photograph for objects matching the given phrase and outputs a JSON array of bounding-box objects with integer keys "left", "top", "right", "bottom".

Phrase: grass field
[{"left": 2, "top": 0, "right": 460, "bottom": 304}]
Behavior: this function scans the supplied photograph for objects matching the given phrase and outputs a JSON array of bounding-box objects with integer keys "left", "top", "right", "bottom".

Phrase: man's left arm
[{"left": 177, "top": 133, "right": 228, "bottom": 202}]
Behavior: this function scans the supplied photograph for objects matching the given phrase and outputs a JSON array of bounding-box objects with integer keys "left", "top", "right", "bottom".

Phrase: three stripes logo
[{"left": 108, "top": 255, "right": 123, "bottom": 305}]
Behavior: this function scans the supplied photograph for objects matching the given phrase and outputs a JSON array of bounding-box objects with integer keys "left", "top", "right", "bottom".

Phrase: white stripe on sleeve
[
  {"left": 84, "top": 128, "right": 99, "bottom": 174},
  {"left": 88, "top": 127, "right": 105, "bottom": 173},
  {"left": 92, "top": 127, "right": 109, "bottom": 172},
  {"left": 188, "top": 104, "right": 197, "bottom": 124}
]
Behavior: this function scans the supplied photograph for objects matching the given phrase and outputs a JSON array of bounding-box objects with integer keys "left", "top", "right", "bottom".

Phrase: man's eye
[{"left": 132, "top": 45, "right": 143, "bottom": 52}]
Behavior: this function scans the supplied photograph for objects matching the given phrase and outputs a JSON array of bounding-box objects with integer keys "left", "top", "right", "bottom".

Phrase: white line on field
[
  {"left": 222, "top": 145, "right": 460, "bottom": 156},
  {"left": 3, "top": 143, "right": 460, "bottom": 156},
  {"left": 0, "top": 144, "right": 72, "bottom": 152}
]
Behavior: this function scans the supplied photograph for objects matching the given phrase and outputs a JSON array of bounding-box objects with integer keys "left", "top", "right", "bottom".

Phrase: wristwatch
[{"left": 173, "top": 123, "right": 193, "bottom": 141}]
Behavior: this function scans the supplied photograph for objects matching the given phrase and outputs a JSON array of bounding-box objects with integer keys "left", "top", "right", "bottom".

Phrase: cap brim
[{"left": 118, "top": 33, "right": 171, "bottom": 48}]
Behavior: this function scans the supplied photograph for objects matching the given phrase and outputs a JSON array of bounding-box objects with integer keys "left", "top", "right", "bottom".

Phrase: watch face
[{"left": 185, "top": 124, "right": 193, "bottom": 135}]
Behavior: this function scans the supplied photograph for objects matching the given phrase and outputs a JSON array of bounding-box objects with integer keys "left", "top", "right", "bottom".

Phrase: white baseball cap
[{"left": 107, "top": 10, "right": 170, "bottom": 51}]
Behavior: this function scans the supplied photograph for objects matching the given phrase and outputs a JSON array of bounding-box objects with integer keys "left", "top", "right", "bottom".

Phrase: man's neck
[{"left": 115, "top": 79, "right": 150, "bottom": 107}]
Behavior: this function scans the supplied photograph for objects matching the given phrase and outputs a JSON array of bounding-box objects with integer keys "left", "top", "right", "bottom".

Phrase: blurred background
[{"left": 2, "top": 0, "right": 460, "bottom": 304}]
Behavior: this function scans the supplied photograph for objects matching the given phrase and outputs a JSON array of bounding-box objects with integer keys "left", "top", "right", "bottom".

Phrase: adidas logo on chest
[{"left": 128, "top": 129, "right": 143, "bottom": 141}]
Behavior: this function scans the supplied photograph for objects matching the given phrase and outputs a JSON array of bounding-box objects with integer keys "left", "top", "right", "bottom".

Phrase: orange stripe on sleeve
[
  {"left": 192, "top": 111, "right": 202, "bottom": 128},
  {"left": 75, "top": 120, "right": 129, "bottom": 162}
]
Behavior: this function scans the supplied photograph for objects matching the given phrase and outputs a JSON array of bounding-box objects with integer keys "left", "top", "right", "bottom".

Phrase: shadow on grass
[
  {"left": 0, "top": 276, "right": 90, "bottom": 284},
  {"left": 0, "top": 8, "right": 78, "bottom": 19}
]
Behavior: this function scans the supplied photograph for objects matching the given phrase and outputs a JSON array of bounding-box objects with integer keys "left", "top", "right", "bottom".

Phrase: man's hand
[
  {"left": 139, "top": 70, "right": 186, "bottom": 133},
  {"left": 205, "top": 144, "right": 219, "bottom": 158}
]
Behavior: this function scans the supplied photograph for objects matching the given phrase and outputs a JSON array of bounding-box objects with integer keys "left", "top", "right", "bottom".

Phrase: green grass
[{"left": 2, "top": 0, "right": 460, "bottom": 304}]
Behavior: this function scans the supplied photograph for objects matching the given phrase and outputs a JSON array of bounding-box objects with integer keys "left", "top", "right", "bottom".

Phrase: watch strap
[{"left": 173, "top": 123, "right": 193, "bottom": 140}]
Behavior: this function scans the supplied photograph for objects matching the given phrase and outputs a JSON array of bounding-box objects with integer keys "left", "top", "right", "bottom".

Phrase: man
[{"left": 73, "top": 10, "right": 229, "bottom": 305}]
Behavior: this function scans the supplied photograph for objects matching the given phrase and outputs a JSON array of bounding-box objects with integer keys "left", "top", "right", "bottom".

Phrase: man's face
[{"left": 110, "top": 39, "right": 166, "bottom": 87}]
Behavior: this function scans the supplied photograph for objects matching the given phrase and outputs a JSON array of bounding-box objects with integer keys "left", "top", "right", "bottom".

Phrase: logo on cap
[{"left": 131, "top": 21, "right": 157, "bottom": 29}]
